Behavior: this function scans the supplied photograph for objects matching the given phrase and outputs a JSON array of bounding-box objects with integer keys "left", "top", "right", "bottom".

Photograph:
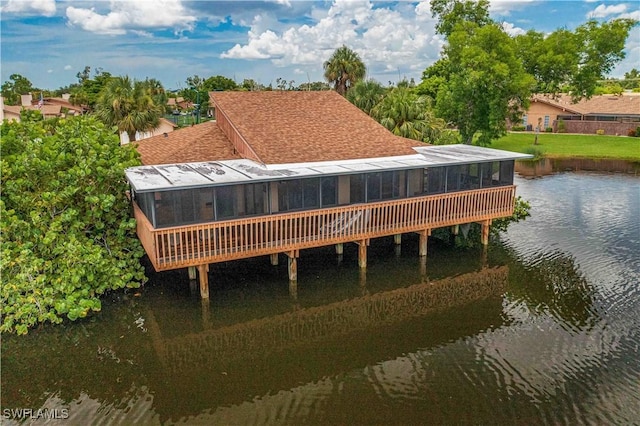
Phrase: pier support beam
[
  {"left": 480, "top": 220, "right": 491, "bottom": 246},
  {"left": 285, "top": 250, "right": 299, "bottom": 282},
  {"left": 356, "top": 239, "right": 369, "bottom": 269},
  {"left": 197, "top": 264, "right": 209, "bottom": 299},
  {"left": 418, "top": 229, "right": 431, "bottom": 257},
  {"left": 335, "top": 243, "right": 344, "bottom": 255},
  {"left": 188, "top": 266, "right": 197, "bottom": 281},
  {"left": 394, "top": 234, "right": 402, "bottom": 245},
  {"left": 270, "top": 253, "right": 279, "bottom": 266},
  {"left": 451, "top": 224, "right": 459, "bottom": 235}
]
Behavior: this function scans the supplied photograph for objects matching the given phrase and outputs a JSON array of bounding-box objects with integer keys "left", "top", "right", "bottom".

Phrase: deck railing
[{"left": 133, "top": 185, "right": 516, "bottom": 271}]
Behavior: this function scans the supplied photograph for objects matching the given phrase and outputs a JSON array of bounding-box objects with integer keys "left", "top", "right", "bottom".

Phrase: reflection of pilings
[{"left": 154, "top": 267, "right": 508, "bottom": 372}]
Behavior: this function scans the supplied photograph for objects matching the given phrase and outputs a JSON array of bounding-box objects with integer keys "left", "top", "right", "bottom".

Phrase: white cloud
[
  {"left": 587, "top": 4, "right": 627, "bottom": 19},
  {"left": 47, "top": 69, "right": 53, "bottom": 73},
  {"left": 502, "top": 21, "right": 526, "bottom": 36},
  {"left": 64, "top": 65, "right": 72, "bottom": 70},
  {"left": 489, "top": 0, "right": 538, "bottom": 16},
  {"left": 221, "top": 0, "right": 443, "bottom": 80},
  {"left": 65, "top": 0, "right": 196, "bottom": 36},
  {"left": 1, "top": 0, "right": 56, "bottom": 17}
]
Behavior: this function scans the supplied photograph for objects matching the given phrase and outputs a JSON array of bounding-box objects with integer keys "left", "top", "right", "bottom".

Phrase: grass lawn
[{"left": 490, "top": 132, "right": 640, "bottom": 161}]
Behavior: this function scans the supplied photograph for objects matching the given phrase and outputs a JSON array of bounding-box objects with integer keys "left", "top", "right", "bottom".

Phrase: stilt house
[{"left": 125, "top": 91, "right": 529, "bottom": 297}]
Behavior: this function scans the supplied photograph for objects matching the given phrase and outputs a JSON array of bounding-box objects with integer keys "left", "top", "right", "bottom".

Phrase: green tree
[
  {"left": 0, "top": 115, "right": 146, "bottom": 334},
  {"left": 297, "top": 81, "right": 330, "bottom": 91},
  {"left": 515, "top": 19, "right": 637, "bottom": 100},
  {"left": 430, "top": 0, "right": 492, "bottom": 37},
  {"left": 94, "top": 76, "right": 164, "bottom": 143},
  {"left": 1, "top": 74, "right": 34, "bottom": 105},
  {"left": 623, "top": 68, "right": 640, "bottom": 89},
  {"left": 323, "top": 45, "right": 367, "bottom": 96},
  {"left": 241, "top": 78, "right": 265, "bottom": 91},
  {"left": 371, "top": 87, "right": 446, "bottom": 143},
  {"left": 141, "top": 78, "right": 168, "bottom": 113},
  {"left": 69, "top": 67, "right": 113, "bottom": 111},
  {"left": 347, "top": 79, "right": 386, "bottom": 115},
  {"left": 203, "top": 75, "right": 238, "bottom": 91},
  {"left": 426, "top": 22, "right": 535, "bottom": 145}
]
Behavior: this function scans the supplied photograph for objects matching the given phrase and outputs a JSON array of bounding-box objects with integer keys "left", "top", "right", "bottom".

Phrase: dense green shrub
[
  {"left": 511, "top": 125, "right": 526, "bottom": 131},
  {"left": 1, "top": 116, "right": 147, "bottom": 334},
  {"left": 557, "top": 119, "right": 566, "bottom": 133},
  {"left": 545, "top": 127, "right": 553, "bottom": 133}
]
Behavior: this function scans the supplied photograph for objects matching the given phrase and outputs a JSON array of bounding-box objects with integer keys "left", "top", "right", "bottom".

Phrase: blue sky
[{"left": 1, "top": 0, "right": 639, "bottom": 91}]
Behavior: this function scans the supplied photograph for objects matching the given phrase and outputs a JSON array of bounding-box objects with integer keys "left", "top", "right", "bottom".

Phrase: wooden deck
[{"left": 134, "top": 186, "right": 516, "bottom": 272}]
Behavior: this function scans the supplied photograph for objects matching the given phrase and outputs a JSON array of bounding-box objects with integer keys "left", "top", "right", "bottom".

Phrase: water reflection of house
[
  {"left": 520, "top": 93, "right": 640, "bottom": 135},
  {"left": 126, "top": 91, "right": 530, "bottom": 297},
  {"left": 143, "top": 267, "right": 508, "bottom": 418}
]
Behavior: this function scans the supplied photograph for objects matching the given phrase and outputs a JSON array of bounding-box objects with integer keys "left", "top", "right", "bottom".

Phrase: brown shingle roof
[
  {"left": 210, "top": 91, "right": 421, "bottom": 164},
  {"left": 135, "top": 121, "right": 240, "bottom": 165},
  {"left": 532, "top": 93, "right": 640, "bottom": 116}
]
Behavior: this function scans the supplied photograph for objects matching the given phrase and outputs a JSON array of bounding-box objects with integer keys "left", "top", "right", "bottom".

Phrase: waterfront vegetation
[
  {"left": 0, "top": 114, "right": 147, "bottom": 334},
  {"left": 491, "top": 132, "right": 640, "bottom": 161}
]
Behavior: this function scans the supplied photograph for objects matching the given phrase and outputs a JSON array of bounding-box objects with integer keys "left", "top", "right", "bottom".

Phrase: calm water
[{"left": 2, "top": 172, "right": 639, "bottom": 425}]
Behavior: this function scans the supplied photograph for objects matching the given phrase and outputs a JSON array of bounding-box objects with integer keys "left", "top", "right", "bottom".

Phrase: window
[
  {"left": 446, "top": 165, "right": 462, "bottom": 192},
  {"left": 543, "top": 115, "right": 550, "bottom": 128},
  {"left": 522, "top": 114, "right": 528, "bottom": 126},
  {"left": 215, "top": 186, "right": 237, "bottom": 219},
  {"left": 424, "top": 168, "right": 445, "bottom": 194},
  {"left": 499, "top": 161, "right": 514, "bottom": 185},
  {"left": 321, "top": 177, "right": 338, "bottom": 207},
  {"left": 350, "top": 174, "right": 366, "bottom": 204},
  {"left": 480, "top": 162, "right": 499, "bottom": 188},
  {"left": 303, "top": 178, "right": 320, "bottom": 209},
  {"left": 367, "top": 171, "right": 401, "bottom": 201},
  {"left": 197, "top": 188, "right": 214, "bottom": 222},
  {"left": 244, "top": 183, "right": 268, "bottom": 216}
]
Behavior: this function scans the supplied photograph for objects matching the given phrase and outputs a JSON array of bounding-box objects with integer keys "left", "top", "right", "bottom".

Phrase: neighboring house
[
  {"left": 119, "top": 118, "right": 178, "bottom": 144},
  {"left": 167, "top": 96, "right": 193, "bottom": 111},
  {"left": 520, "top": 93, "right": 640, "bottom": 135},
  {"left": 0, "top": 93, "right": 82, "bottom": 122},
  {"left": 125, "top": 91, "right": 529, "bottom": 298}
]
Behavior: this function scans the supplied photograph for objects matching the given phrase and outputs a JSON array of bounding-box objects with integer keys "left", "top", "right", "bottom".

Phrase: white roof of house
[{"left": 125, "top": 144, "right": 531, "bottom": 193}]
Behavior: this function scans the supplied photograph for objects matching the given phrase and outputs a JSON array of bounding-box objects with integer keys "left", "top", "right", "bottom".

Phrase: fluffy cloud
[
  {"left": 587, "top": 3, "right": 628, "bottom": 18},
  {"left": 221, "top": 0, "right": 442, "bottom": 79},
  {"left": 502, "top": 21, "right": 526, "bottom": 36},
  {"left": 1, "top": 0, "right": 56, "bottom": 16},
  {"left": 65, "top": 0, "right": 196, "bottom": 36}
]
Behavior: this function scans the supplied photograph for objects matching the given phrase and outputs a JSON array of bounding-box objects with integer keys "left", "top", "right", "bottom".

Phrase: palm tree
[
  {"left": 371, "top": 87, "right": 446, "bottom": 143},
  {"left": 94, "top": 76, "right": 164, "bottom": 143},
  {"left": 323, "top": 45, "right": 366, "bottom": 96},
  {"left": 347, "top": 79, "right": 386, "bottom": 115}
]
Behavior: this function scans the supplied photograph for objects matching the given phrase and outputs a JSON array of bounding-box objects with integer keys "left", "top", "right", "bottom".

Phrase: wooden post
[
  {"left": 394, "top": 234, "right": 402, "bottom": 245},
  {"left": 357, "top": 240, "right": 368, "bottom": 269},
  {"left": 270, "top": 253, "right": 279, "bottom": 266},
  {"left": 188, "top": 266, "right": 197, "bottom": 280},
  {"left": 418, "top": 229, "right": 430, "bottom": 257},
  {"left": 420, "top": 256, "right": 427, "bottom": 280},
  {"left": 451, "top": 224, "right": 459, "bottom": 235},
  {"left": 481, "top": 220, "right": 491, "bottom": 246},
  {"left": 335, "top": 243, "right": 344, "bottom": 255},
  {"left": 197, "top": 264, "right": 209, "bottom": 299},
  {"left": 201, "top": 298, "right": 211, "bottom": 329},
  {"left": 289, "top": 280, "right": 298, "bottom": 300},
  {"left": 285, "top": 250, "right": 299, "bottom": 282},
  {"left": 359, "top": 268, "right": 368, "bottom": 296}
]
